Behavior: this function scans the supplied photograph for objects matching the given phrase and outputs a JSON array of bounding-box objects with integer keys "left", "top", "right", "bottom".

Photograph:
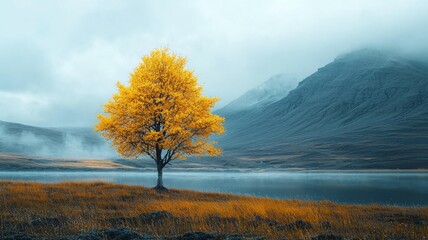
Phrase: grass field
[{"left": 0, "top": 181, "right": 427, "bottom": 239}]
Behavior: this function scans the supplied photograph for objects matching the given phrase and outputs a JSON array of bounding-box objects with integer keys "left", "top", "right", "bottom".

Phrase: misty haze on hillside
[{"left": 0, "top": 121, "right": 116, "bottom": 158}]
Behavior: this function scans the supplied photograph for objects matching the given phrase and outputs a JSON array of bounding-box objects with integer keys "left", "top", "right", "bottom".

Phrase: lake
[{"left": 0, "top": 171, "right": 427, "bottom": 206}]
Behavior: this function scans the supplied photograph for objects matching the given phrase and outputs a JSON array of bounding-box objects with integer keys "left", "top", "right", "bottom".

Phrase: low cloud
[{"left": 1, "top": 0, "right": 428, "bottom": 127}]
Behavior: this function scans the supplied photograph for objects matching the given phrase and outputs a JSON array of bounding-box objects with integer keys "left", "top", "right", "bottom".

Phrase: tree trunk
[
  {"left": 154, "top": 164, "right": 167, "bottom": 192},
  {"left": 156, "top": 167, "right": 163, "bottom": 188}
]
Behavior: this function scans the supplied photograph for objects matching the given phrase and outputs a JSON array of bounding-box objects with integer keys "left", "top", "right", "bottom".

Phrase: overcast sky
[{"left": 1, "top": 0, "right": 428, "bottom": 127}]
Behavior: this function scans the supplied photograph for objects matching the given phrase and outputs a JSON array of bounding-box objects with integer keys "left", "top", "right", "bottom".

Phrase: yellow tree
[{"left": 95, "top": 48, "right": 224, "bottom": 191}]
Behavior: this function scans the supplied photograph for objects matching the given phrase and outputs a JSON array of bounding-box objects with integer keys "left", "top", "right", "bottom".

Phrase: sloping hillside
[
  {"left": 0, "top": 121, "right": 115, "bottom": 158},
  {"left": 217, "top": 49, "right": 428, "bottom": 169}
]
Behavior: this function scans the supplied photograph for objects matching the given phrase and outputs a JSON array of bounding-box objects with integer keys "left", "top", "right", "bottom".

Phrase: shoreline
[
  {"left": 1, "top": 168, "right": 428, "bottom": 172},
  {"left": 1, "top": 172, "right": 427, "bottom": 207},
  {"left": 2, "top": 154, "right": 428, "bottom": 173},
  {"left": 1, "top": 179, "right": 427, "bottom": 208}
]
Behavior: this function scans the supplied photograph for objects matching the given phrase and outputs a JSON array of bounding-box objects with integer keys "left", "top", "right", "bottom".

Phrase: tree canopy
[{"left": 95, "top": 48, "right": 224, "bottom": 188}]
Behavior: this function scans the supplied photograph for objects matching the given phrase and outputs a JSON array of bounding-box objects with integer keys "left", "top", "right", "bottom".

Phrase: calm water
[{"left": 0, "top": 171, "right": 427, "bottom": 206}]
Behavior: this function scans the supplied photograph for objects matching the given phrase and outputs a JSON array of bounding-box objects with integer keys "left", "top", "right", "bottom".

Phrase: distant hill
[
  {"left": 0, "top": 120, "right": 115, "bottom": 158},
  {"left": 216, "top": 49, "right": 428, "bottom": 169}
]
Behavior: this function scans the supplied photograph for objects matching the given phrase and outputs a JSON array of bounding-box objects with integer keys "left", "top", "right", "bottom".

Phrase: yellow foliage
[{"left": 95, "top": 48, "right": 224, "bottom": 165}]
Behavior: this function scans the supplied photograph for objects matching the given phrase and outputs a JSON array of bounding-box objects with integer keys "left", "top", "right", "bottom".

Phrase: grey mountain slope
[
  {"left": 217, "top": 49, "right": 428, "bottom": 169},
  {"left": 217, "top": 74, "right": 298, "bottom": 115}
]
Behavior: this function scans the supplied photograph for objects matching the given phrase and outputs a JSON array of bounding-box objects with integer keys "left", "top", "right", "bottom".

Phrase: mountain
[
  {"left": 218, "top": 74, "right": 298, "bottom": 114},
  {"left": 1, "top": 49, "right": 427, "bottom": 170},
  {"left": 216, "top": 49, "right": 428, "bottom": 169},
  {"left": 0, "top": 120, "right": 115, "bottom": 158}
]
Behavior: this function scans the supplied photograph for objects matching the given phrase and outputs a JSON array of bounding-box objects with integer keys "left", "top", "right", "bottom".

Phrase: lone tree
[{"left": 95, "top": 48, "right": 224, "bottom": 191}]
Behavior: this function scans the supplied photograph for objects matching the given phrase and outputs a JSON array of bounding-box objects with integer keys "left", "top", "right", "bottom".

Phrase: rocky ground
[
  {"left": 2, "top": 227, "right": 346, "bottom": 240},
  {"left": 1, "top": 209, "right": 425, "bottom": 240}
]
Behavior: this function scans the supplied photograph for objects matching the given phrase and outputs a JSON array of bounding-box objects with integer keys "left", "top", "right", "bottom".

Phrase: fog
[
  {"left": 0, "top": 125, "right": 117, "bottom": 158},
  {"left": 1, "top": 0, "right": 428, "bottom": 127}
]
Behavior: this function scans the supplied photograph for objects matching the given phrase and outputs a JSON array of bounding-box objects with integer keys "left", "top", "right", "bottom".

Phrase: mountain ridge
[
  {"left": 217, "top": 74, "right": 298, "bottom": 115},
  {"left": 216, "top": 49, "right": 428, "bottom": 169}
]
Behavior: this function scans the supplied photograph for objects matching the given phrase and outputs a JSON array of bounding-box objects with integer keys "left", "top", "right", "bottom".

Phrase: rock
[
  {"left": 320, "top": 221, "right": 332, "bottom": 229},
  {"left": 207, "top": 215, "right": 238, "bottom": 226},
  {"left": 249, "top": 215, "right": 279, "bottom": 227},
  {"left": 277, "top": 220, "right": 312, "bottom": 231},
  {"left": 138, "top": 211, "right": 175, "bottom": 223},
  {"left": 0, "top": 230, "right": 34, "bottom": 240},
  {"left": 109, "top": 211, "right": 177, "bottom": 226},
  {"left": 75, "top": 228, "right": 155, "bottom": 240},
  {"left": 414, "top": 220, "right": 427, "bottom": 226},
  {"left": 29, "top": 216, "right": 64, "bottom": 227},
  {"left": 0, "top": 229, "right": 256, "bottom": 240},
  {"left": 109, "top": 216, "right": 132, "bottom": 225},
  {"left": 311, "top": 234, "right": 345, "bottom": 240},
  {"left": 223, "top": 236, "right": 245, "bottom": 240},
  {"left": 74, "top": 232, "right": 103, "bottom": 240},
  {"left": 290, "top": 220, "right": 312, "bottom": 230},
  {"left": 376, "top": 213, "right": 427, "bottom": 225},
  {"left": 176, "top": 232, "right": 217, "bottom": 240},
  {"left": 103, "top": 228, "right": 144, "bottom": 239},
  {"left": 167, "top": 233, "right": 263, "bottom": 240}
]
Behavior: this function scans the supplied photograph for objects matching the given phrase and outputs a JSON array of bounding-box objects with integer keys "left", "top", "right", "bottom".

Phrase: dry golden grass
[{"left": 0, "top": 181, "right": 427, "bottom": 239}]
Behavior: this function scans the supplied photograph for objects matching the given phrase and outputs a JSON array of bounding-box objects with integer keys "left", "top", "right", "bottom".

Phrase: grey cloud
[
  {"left": 0, "top": 41, "right": 52, "bottom": 92},
  {"left": 1, "top": 0, "right": 428, "bottom": 127}
]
